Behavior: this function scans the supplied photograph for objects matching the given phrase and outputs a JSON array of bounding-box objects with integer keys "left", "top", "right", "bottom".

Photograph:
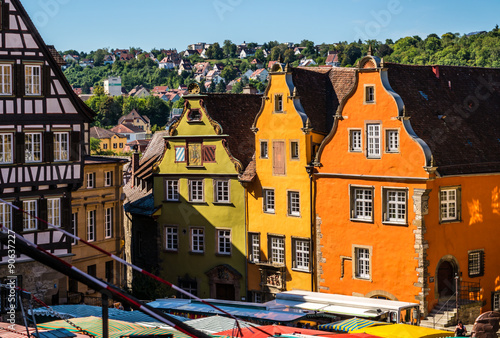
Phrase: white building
[{"left": 103, "top": 76, "right": 122, "bottom": 97}]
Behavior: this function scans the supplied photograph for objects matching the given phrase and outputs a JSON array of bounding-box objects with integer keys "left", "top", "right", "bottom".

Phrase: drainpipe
[{"left": 305, "top": 164, "right": 315, "bottom": 292}]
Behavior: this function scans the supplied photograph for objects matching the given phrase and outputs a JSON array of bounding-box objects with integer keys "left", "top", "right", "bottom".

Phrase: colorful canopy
[
  {"left": 319, "top": 318, "right": 389, "bottom": 332},
  {"left": 351, "top": 323, "right": 452, "bottom": 338},
  {"left": 216, "top": 324, "right": 338, "bottom": 338}
]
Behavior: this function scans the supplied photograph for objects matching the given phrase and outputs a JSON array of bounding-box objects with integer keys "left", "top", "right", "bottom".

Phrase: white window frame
[
  {"left": 290, "top": 141, "right": 299, "bottom": 160},
  {"left": 165, "top": 226, "right": 178, "bottom": 251},
  {"left": 293, "top": 238, "right": 310, "bottom": 272},
  {"left": 0, "top": 133, "right": 13, "bottom": 164},
  {"left": 87, "top": 173, "right": 95, "bottom": 189},
  {"left": 105, "top": 207, "right": 113, "bottom": 239},
  {"left": 23, "top": 200, "right": 37, "bottom": 231},
  {"left": 0, "top": 64, "right": 12, "bottom": 95},
  {"left": 54, "top": 132, "right": 69, "bottom": 162},
  {"left": 287, "top": 191, "right": 300, "bottom": 217},
  {"left": 0, "top": 202, "right": 12, "bottom": 230},
  {"left": 270, "top": 235, "right": 285, "bottom": 265},
  {"left": 493, "top": 292, "right": 500, "bottom": 311},
  {"left": 250, "top": 233, "right": 260, "bottom": 263},
  {"left": 468, "top": 250, "right": 483, "bottom": 277},
  {"left": 440, "top": 187, "right": 460, "bottom": 222},
  {"left": 354, "top": 246, "right": 372, "bottom": 280},
  {"left": 366, "top": 124, "right": 381, "bottom": 158},
  {"left": 260, "top": 140, "right": 268, "bottom": 159},
  {"left": 263, "top": 189, "right": 275, "bottom": 214},
  {"left": 166, "top": 180, "right": 179, "bottom": 201},
  {"left": 386, "top": 129, "right": 399, "bottom": 153},
  {"left": 383, "top": 188, "right": 407, "bottom": 224},
  {"left": 104, "top": 171, "right": 113, "bottom": 187},
  {"left": 25, "top": 64, "right": 41, "bottom": 96},
  {"left": 191, "top": 227, "right": 204, "bottom": 253},
  {"left": 47, "top": 198, "right": 60, "bottom": 227},
  {"left": 351, "top": 186, "right": 374, "bottom": 222},
  {"left": 214, "top": 180, "right": 230, "bottom": 203},
  {"left": 25, "top": 132, "right": 42, "bottom": 163},
  {"left": 364, "top": 85, "right": 375, "bottom": 103},
  {"left": 349, "top": 129, "right": 362, "bottom": 152},
  {"left": 87, "top": 210, "right": 96, "bottom": 242},
  {"left": 217, "top": 229, "right": 231, "bottom": 255},
  {"left": 189, "top": 179, "right": 204, "bottom": 202}
]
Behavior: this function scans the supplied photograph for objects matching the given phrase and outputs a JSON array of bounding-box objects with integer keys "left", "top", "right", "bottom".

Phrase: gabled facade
[
  {"left": 154, "top": 86, "right": 261, "bottom": 300},
  {"left": 314, "top": 54, "right": 500, "bottom": 317},
  {"left": 242, "top": 64, "right": 355, "bottom": 302},
  {"left": 90, "top": 126, "right": 127, "bottom": 154},
  {"left": 0, "top": 0, "right": 94, "bottom": 306}
]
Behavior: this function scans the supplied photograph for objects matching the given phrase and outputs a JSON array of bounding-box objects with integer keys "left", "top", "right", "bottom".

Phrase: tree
[
  {"left": 93, "top": 48, "right": 109, "bottom": 67},
  {"left": 223, "top": 40, "right": 237, "bottom": 58},
  {"left": 284, "top": 49, "right": 296, "bottom": 64},
  {"left": 215, "top": 81, "right": 226, "bottom": 93},
  {"left": 255, "top": 49, "right": 265, "bottom": 63},
  {"left": 173, "top": 97, "right": 185, "bottom": 109},
  {"left": 270, "top": 46, "right": 282, "bottom": 61},
  {"left": 206, "top": 43, "right": 223, "bottom": 60},
  {"left": 231, "top": 81, "right": 243, "bottom": 93},
  {"left": 90, "top": 138, "right": 101, "bottom": 153},
  {"left": 221, "top": 65, "right": 238, "bottom": 82}
]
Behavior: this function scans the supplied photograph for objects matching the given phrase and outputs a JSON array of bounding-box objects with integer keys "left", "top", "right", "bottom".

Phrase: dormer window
[
  {"left": 274, "top": 94, "right": 283, "bottom": 112},
  {"left": 365, "top": 85, "right": 375, "bottom": 104},
  {"left": 187, "top": 109, "right": 202, "bottom": 122}
]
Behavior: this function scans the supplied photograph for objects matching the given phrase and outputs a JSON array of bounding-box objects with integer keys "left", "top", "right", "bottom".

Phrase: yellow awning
[{"left": 351, "top": 323, "right": 452, "bottom": 338}]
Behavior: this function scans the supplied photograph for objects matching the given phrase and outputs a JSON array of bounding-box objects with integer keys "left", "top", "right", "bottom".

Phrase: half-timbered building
[{"left": 0, "top": 0, "right": 94, "bottom": 307}]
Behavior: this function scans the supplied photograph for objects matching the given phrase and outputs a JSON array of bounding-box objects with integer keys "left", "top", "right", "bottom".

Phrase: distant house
[
  {"left": 124, "top": 139, "right": 150, "bottom": 153},
  {"left": 242, "top": 69, "right": 254, "bottom": 79},
  {"left": 267, "top": 61, "right": 278, "bottom": 70},
  {"left": 183, "top": 50, "right": 199, "bottom": 58},
  {"left": 151, "top": 86, "right": 169, "bottom": 96},
  {"left": 120, "top": 53, "right": 134, "bottom": 61},
  {"left": 64, "top": 54, "right": 79, "bottom": 63},
  {"left": 73, "top": 87, "right": 82, "bottom": 95},
  {"left": 103, "top": 77, "right": 122, "bottom": 97},
  {"left": 111, "top": 123, "right": 148, "bottom": 142},
  {"left": 79, "top": 59, "right": 94, "bottom": 68},
  {"left": 213, "top": 63, "right": 225, "bottom": 72},
  {"left": 250, "top": 59, "right": 263, "bottom": 68},
  {"left": 299, "top": 58, "right": 317, "bottom": 67},
  {"left": 249, "top": 68, "right": 269, "bottom": 82},
  {"left": 326, "top": 52, "right": 340, "bottom": 67},
  {"left": 239, "top": 48, "right": 256, "bottom": 59},
  {"left": 294, "top": 46, "right": 306, "bottom": 55},
  {"left": 103, "top": 55, "right": 116, "bottom": 65},
  {"left": 90, "top": 126, "right": 128, "bottom": 153},
  {"left": 178, "top": 59, "right": 193, "bottom": 75},
  {"left": 117, "top": 109, "right": 151, "bottom": 135},
  {"left": 187, "top": 42, "right": 207, "bottom": 51},
  {"left": 159, "top": 57, "right": 176, "bottom": 69},
  {"left": 113, "top": 49, "right": 129, "bottom": 56},
  {"left": 194, "top": 62, "right": 210, "bottom": 77},
  {"left": 128, "top": 85, "right": 150, "bottom": 98}
]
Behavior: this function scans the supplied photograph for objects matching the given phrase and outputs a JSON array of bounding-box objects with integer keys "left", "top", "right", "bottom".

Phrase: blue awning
[{"left": 318, "top": 317, "right": 388, "bottom": 332}]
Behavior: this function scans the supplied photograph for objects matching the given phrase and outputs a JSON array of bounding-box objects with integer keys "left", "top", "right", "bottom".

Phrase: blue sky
[{"left": 23, "top": 0, "right": 500, "bottom": 52}]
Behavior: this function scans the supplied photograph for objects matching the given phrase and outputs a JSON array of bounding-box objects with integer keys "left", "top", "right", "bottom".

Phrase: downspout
[
  {"left": 306, "top": 164, "right": 315, "bottom": 292},
  {"left": 244, "top": 182, "right": 249, "bottom": 301}
]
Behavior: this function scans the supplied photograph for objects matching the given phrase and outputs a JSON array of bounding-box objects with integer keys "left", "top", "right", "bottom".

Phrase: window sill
[
  {"left": 215, "top": 253, "right": 231, "bottom": 257},
  {"left": 188, "top": 201, "right": 207, "bottom": 205},
  {"left": 385, "top": 150, "right": 400, "bottom": 154},
  {"left": 350, "top": 218, "right": 374, "bottom": 223},
  {"left": 363, "top": 101, "right": 376, "bottom": 105},
  {"left": 292, "top": 268, "right": 311, "bottom": 273},
  {"left": 349, "top": 150, "right": 362, "bottom": 153},
  {"left": 213, "top": 201, "right": 232, "bottom": 206},
  {"left": 353, "top": 276, "right": 372, "bottom": 282},
  {"left": 382, "top": 221, "right": 407, "bottom": 226},
  {"left": 263, "top": 211, "right": 275, "bottom": 215},
  {"left": 187, "top": 120, "right": 203, "bottom": 123},
  {"left": 287, "top": 213, "right": 301, "bottom": 218},
  {"left": 189, "top": 251, "right": 205, "bottom": 255},
  {"left": 186, "top": 165, "right": 205, "bottom": 169},
  {"left": 164, "top": 249, "right": 178, "bottom": 253},
  {"left": 439, "top": 219, "right": 461, "bottom": 224},
  {"left": 272, "top": 110, "right": 286, "bottom": 114},
  {"left": 163, "top": 199, "right": 180, "bottom": 203}
]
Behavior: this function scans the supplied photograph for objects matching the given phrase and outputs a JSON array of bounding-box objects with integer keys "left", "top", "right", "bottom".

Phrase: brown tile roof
[
  {"left": 111, "top": 124, "right": 145, "bottom": 134},
  {"left": 118, "top": 109, "right": 150, "bottom": 125},
  {"left": 90, "top": 126, "right": 124, "bottom": 139},
  {"left": 47, "top": 45, "right": 66, "bottom": 67},
  {"left": 326, "top": 52, "right": 339, "bottom": 64},
  {"left": 239, "top": 154, "right": 256, "bottom": 183},
  {"left": 386, "top": 63, "right": 500, "bottom": 175}
]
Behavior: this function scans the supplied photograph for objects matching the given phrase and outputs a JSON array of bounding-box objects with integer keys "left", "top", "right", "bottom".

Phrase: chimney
[
  {"left": 243, "top": 84, "right": 257, "bottom": 94},
  {"left": 132, "top": 149, "right": 140, "bottom": 175},
  {"left": 432, "top": 66, "right": 439, "bottom": 79}
]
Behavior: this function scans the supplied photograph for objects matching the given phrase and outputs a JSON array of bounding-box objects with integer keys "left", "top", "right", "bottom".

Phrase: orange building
[{"left": 314, "top": 53, "right": 500, "bottom": 319}]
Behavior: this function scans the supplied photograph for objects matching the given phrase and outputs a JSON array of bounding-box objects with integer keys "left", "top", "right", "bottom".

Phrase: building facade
[
  {"left": 0, "top": 0, "right": 94, "bottom": 307},
  {"left": 103, "top": 76, "right": 122, "bottom": 97},
  {"left": 89, "top": 126, "right": 127, "bottom": 154}
]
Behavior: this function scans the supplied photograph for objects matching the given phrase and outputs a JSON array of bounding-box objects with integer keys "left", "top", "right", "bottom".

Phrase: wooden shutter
[
  {"left": 0, "top": 3, "right": 10, "bottom": 31},
  {"left": 273, "top": 141, "right": 285, "bottom": 175},
  {"left": 44, "top": 131, "right": 53, "bottom": 163},
  {"left": 12, "top": 200, "right": 23, "bottom": 233},
  {"left": 14, "top": 64, "right": 24, "bottom": 97},
  {"left": 42, "top": 66, "right": 51, "bottom": 97},
  {"left": 15, "top": 132, "right": 24, "bottom": 164},
  {"left": 61, "top": 195, "right": 71, "bottom": 232},
  {"left": 38, "top": 198, "right": 47, "bottom": 231},
  {"left": 70, "top": 131, "right": 80, "bottom": 161},
  {"left": 202, "top": 145, "right": 216, "bottom": 163}
]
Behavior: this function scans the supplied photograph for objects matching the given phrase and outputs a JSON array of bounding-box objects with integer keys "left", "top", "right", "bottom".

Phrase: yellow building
[
  {"left": 69, "top": 156, "right": 127, "bottom": 300},
  {"left": 241, "top": 64, "right": 355, "bottom": 302},
  {"left": 90, "top": 126, "right": 128, "bottom": 154}
]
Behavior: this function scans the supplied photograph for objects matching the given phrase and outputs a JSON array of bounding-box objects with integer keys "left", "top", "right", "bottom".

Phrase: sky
[{"left": 22, "top": 0, "right": 500, "bottom": 53}]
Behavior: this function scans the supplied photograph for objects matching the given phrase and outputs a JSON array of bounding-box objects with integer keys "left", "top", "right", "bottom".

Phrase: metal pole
[
  {"left": 102, "top": 293, "right": 109, "bottom": 338},
  {"left": 455, "top": 274, "right": 459, "bottom": 323}
]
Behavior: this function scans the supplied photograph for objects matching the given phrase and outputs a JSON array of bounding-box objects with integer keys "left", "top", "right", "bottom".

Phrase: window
[
  {"left": 272, "top": 141, "right": 285, "bottom": 175},
  {"left": 0, "top": 133, "right": 12, "bottom": 164},
  {"left": 175, "top": 146, "right": 186, "bottom": 162},
  {"left": 191, "top": 228, "right": 204, "bottom": 253},
  {"left": 23, "top": 200, "right": 37, "bottom": 231},
  {"left": 47, "top": 198, "right": 60, "bottom": 227},
  {"left": 383, "top": 189, "right": 407, "bottom": 224},
  {"left": 253, "top": 292, "right": 262, "bottom": 303},
  {"left": 288, "top": 191, "right": 300, "bottom": 217},
  {"left": 113, "top": 143, "right": 117, "bottom": 149},
  {"left": 87, "top": 264, "right": 96, "bottom": 277},
  {"left": 440, "top": 188, "right": 460, "bottom": 222},
  {"left": 87, "top": 210, "right": 95, "bottom": 242},
  {"left": 25, "top": 65, "right": 41, "bottom": 95},
  {"left": 351, "top": 187, "right": 373, "bottom": 221},
  {"left": 468, "top": 250, "right": 484, "bottom": 277},
  {"left": 119, "top": 143, "right": 123, "bottom": 148},
  {"left": 274, "top": 94, "right": 283, "bottom": 112},
  {"left": 214, "top": 180, "right": 230, "bottom": 203},
  {"left": 269, "top": 236, "right": 285, "bottom": 265},
  {"left": 263, "top": 189, "right": 275, "bottom": 213},
  {"left": 53, "top": 132, "right": 69, "bottom": 161},
  {"left": 105, "top": 207, "right": 113, "bottom": 238},
  {"left": 365, "top": 85, "right": 375, "bottom": 103},
  {"left": 188, "top": 143, "right": 202, "bottom": 166},
  {"left": 165, "top": 226, "right": 178, "bottom": 251},
  {"left": 260, "top": 141, "right": 268, "bottom": 159},
  {"left": 290, "top": 141, "right": 299, "bottom": 160},
  {"left": 293, "top": 239, "right": 310, "bottom": 271},
  {"left": 249, "top": 233, "right": 260, "bottom": 263},
  {"left": 187, "top": 109, "right": 202, "bottom": 121},
  {"left": 71, "top": 212, "right": 78, "bottom": 245},
  {"left": 178, "top": 279, "right": 197, "bottom": 298},
  {"left": 0, "top": 202, "right": 12, "bottom": 230},
  {"left": 166, "top": 180, "right": 179, "bottom": 201},
  {"left": 86, "top": 173, "right": 95, "bottom": 188},
  {"left": 386, "top": 130, "right": 399, "bottom": 153},
  {"left": 349, "top": 130, "right": 362, "bottom": 152},
  {"left": 104, "top": 171, "right": 113, "bottom": 187},
  {"left": 189, "top": 180, "right": 204, "bottom": 202},
  {"left": 217, "top": 229, "right": 231, "bottom": 255},
  {"left": 367, "top": 124, "right": 381, "bottom": 158},
  {"left": 0, "top": 64, "right": 12, "bottom": 95},
  {"left": 25, "top": 132, "right": 42, "bottom": 162},
  {"left": 103, "top": 143, "right": 108, "bottom": 150},
  {"left": 105, "top": 261, "right": 113, "bottom": 283},
  {"left": 493, "top": 292, "right": 500, "bottom": 311},
  {"left": 355, "top": 247, "right": 371, "bottom": 280}
]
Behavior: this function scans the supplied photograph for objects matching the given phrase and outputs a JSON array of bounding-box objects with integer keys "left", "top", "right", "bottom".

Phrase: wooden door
[
  {"left": 438, "top": 261, "right": 455, "bottom": 297},
  {"left": 216, "top": 283, "right": 235, "bottom": 300},
  {"left": 273, "top": 141, "right": 285, "bottom": 175}
]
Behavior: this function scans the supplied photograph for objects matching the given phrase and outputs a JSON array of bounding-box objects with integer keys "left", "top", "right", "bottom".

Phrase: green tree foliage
[
  {"left": 254, "top": 49, "right": 266, "bottom": 63},
  {"left": 215, "top": 81, "right": 226, "bottom": 93},
  {"left": 221, "top": 65, "right": 238, "bottom": 82},
  {"left": 205, "top": 42, "right": 223, "bottom": 59},
  {"left": 223, "top": 40, "right": 237, "bottom": 58},
  {"left": 231, "top": 81, "right": 243, "bottom": 93},
  {"left": 90, "top": 137, "right": 101, "bottom": 153}
]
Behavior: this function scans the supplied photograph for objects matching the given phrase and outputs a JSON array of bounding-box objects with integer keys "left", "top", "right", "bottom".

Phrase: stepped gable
[
  {"left": 202, "top": 93, "right": 262, "bottom": 169},
  {"left": 386, "top": 63, "right": 500, "bottom": 175},
  {"left": 4, "top": 0, "right": 94, "bottom": 121},
  {"left": 293, "top": 67, "right": 356, "bottom": 134}
]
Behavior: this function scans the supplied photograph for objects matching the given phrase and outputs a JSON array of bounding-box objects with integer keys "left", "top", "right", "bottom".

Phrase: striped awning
[{"left": 318, "top": 317, "right": 388, "bottom": 332}]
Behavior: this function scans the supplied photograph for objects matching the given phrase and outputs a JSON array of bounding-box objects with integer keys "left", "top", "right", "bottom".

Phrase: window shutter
[
  {"left": 479, "top": 251, "right": 485, "bottom": 276},
  {"left": 12, "top": 200, "right": 23, "bottom": 233},
  {"left": 14, "top": 64, "right": 24, "bottom": 97},
  {"left": 61, "top": 196, "right": 71, "bottom": 232},
  {"left": 70, "top": 131, "right": 80, "bottom": 161},
  {"left": 42, "top": 66, "right": 51, "bottom": 97},
  {"left": 0, "top": 3, "right": 10, "bottom": 31},
  {"left": 273, "top": 141, "right": 285, "bottom": 175},
  {"left": 38, "top": 198, "right": 47, "bottom": 230},
  {"left": 15, "top": 132, "right": 24, "bottom": 164},
  {"left": 44, "top": 131, "right": 53, "bottom": 163},
  {"left": 202, "top": 145, "right": 216, "bottom": 162}
]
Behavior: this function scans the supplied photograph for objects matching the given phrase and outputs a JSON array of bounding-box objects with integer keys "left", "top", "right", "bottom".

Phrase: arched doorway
[{"left": 437, "top": 260, "right": 456, "bottom": 298}]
